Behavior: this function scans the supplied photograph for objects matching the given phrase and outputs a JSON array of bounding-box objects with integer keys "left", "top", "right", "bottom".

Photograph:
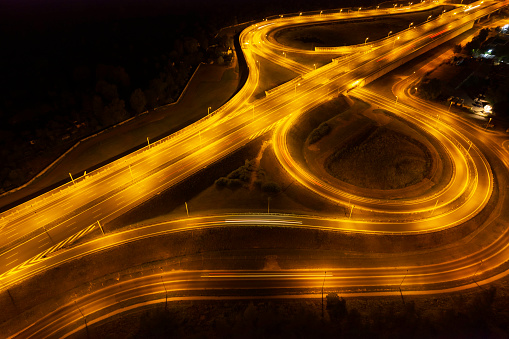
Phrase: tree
[
  {"left": 261, "top": 182, "right": 281, "bottom": 195},
  {"left": 326, "top": 293, "right": 348, "bottom": 322},
  {"left": 215, "top": 177, "right": 229, "bottom": 189},
  {"left": 227, "top": 178, "right": 243, "bottom": 190},
  {"left": 95, "top": 80, "right": 118, "bottom": 102},
  {"left": 92, "top": 95, "right": 104, "bottom": 117},
  {"left": 130, "top": 88, "right": 147, "bottom": 114},
  {"left": 102, "top": 98, "right": 128, "bottom": 126},
  {"left": 453, "top": 44, "right": 462, "bottom": 54},
  {"left": 419, "top": 78, "right": 442, "bottom": 100},
  {"left": 478, "top": 28, "right": 490, "bottom": 43}
]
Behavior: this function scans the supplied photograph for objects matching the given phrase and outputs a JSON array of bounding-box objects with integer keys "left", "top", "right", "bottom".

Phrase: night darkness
[{"left": 0, "top": 0, "right": 369, "bottom": 192}]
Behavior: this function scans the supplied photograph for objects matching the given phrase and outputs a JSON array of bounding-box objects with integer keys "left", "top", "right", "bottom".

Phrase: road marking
[
  {"left": 5, "top": 260, "right": 18, "bottom": 267},
  {"left": 5, "top": 227, "right": 17, "bottom": 234},
  {"left": 3, "top": 252, "right": 18, "bottom": 260},
  {"left": 38, "top": 243, "right": 49, "bottom": 249},
  {"left": 7, "top": 232, "right": 19, "bottom": 239}
]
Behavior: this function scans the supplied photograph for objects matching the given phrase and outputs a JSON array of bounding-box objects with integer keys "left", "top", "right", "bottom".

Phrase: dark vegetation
[
  {"left": 308, "top": 121, "right": 331, "bottom": 144},
  {"left": 0, "top": 0, "right": 375, "bottom": 193},
  {"left": 0, "top": 11, "right": 233, "bottom": 193},
  {"left": 326, "top": 127, "right": 430, "bottom": 189},
  {"left": 215, "top": 159, "right": 281, "bottom": 196},
  {"left": 96, "top": 286, "right": 506, "bottom": 339}
]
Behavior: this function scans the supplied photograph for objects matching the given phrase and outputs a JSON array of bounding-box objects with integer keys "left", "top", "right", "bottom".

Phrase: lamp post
[
  {"left": 430, "top": 198, "right": 439, "bottom": 216},
  {"left": 74, "top": 301, "right": 89, "bottom": 335},
  {"left": 42, "top": 226, "right": 55, "bottom": 245},
  {"left": 208, "top": 106, "right": 211, "bottom": 115},
  {"left": 427, "top": 15, "right": 432, "bottom": 21},
  {"left": 448, "top": 101, "right": 453, "bottom": 111},
  {"left": 358, "top": 7, "right": 361, "bottom": 14},
  {"left": 128, "top": 164, "right": 134, "bottom": 182},
  {"left": 161, "top": 276, "right": 168, "bottom": 310},
  {"left": 294, "top": 82, "right": 300, "bottom": 97},
  {"left": 409, "top": 22, "right": 413, "bottom": 28},
  {"left": 313, "top": 64, "right": 316, "bottom": 70},
  {"left": 392, "top": 36, "right": 400, "bottom": 48},
  {"left": 395, "top": 95, "right": 399, "bottom": 104},
  {"left": 321, "top": 271, "right": 327, "bottom": 319},
  {"left": 485, "top": 117, "right": 492, "bottom": 130},
  {"left": 364, "top": 37, "right": 369, "bottom": 45},
  {"left": 388, "top": 30, "right": 392, "bottom": 38}
]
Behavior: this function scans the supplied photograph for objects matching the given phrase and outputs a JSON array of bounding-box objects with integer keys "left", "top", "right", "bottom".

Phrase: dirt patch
[{"left": 326, "top": 126, "right": 430, "bottom": 190}]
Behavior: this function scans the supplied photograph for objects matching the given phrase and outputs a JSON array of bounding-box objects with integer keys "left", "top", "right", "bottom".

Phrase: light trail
[{"left": 1, "top": 1, "right": 509, "bottom": 335}]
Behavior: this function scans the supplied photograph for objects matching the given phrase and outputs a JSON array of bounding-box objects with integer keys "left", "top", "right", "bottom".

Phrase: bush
[
  {"left": 261, "top": 182, "right": 281, "bottom": 195},
  {"left": 215, "top": 177, "right": 229, "bottom": 189},
  {"left": 419, "top": 78, "right": 443, "bottom": 100},
  {"left": 227, "top": 179, "right": 243, "bottom": 190},
  {"left": 309, "top": 122, "right": 331, "bottom": 144}
]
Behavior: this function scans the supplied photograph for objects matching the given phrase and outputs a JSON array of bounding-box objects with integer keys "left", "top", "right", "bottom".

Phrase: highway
[
  {"left": 0, "top": 0, "right": 504, "bottom": 284},
  {"left": 2, "top": 1, "right": 509, "bottom": 336}
]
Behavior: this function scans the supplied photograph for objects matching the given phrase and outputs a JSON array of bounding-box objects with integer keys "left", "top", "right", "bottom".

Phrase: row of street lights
[{"left": 285, "top": 1, "right": 422, "bottom": 20}]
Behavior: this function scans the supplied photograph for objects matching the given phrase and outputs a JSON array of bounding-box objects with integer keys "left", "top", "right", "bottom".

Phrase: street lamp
[
  {"left": 321, "top": 271, "right": 326, "bottom": 318},
  {"left": 294, "top": 82, "right": 300, "bottom": 96},
  {"left": 448, "top": 101, "right": 453, "bottom": 111},
  {"left": 409, "top": 22, "right": 414, "bottom": 28},
  {"left": 392, "top": 36, "right": 400, "bottom": 48},
  {"left": 388, "top": 30, "right": 392, "bottom": 38},
  {"left": 395, "top": 95, "right": 399, "bottom": 104},
  {"left": 427, "top": 15, "right": 432, "bottom": 21},
  {"left": 376, "top": 5, "right": 380, "bottom": 10},
  {"left": 160, "top": 276, "right": 168, "bottom": 310},
  {"left": 485, "top": 117, "right": 492, "bottom": 130},
  {"left": 313, "top": 64, "right": 316, "bottom": 70},
  {"left": 365, "top": 37, "right": 369, "bottom": 45},
  {"left": 358, "top": 7, "right": 362, "bottom": 14},
  {"left": 320, "top": 10, "right": 323, "bottom": 16},
  {"left": 208, "top": 106, "right": 211, "bottom": 115}
]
